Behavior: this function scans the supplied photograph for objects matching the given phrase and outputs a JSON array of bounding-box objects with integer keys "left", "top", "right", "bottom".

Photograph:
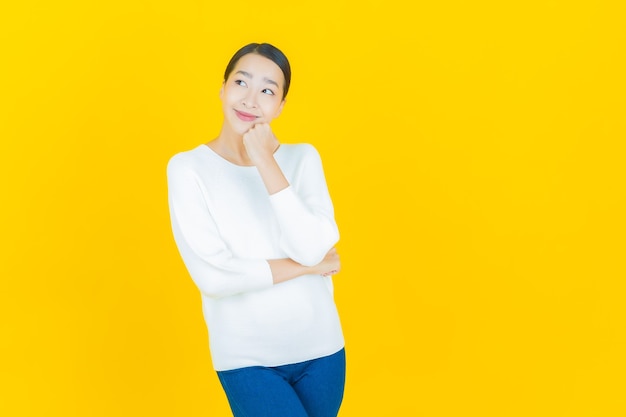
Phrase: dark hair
[{"left": 223, "top": 43, "right": 291, "bottom": 99}]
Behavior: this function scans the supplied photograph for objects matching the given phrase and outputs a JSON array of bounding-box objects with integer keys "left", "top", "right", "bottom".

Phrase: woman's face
[{"left": 220, "top": 53, "right": 286, "bottom": 136}]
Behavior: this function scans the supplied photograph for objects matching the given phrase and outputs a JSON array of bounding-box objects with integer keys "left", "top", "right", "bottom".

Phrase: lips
[{"left": 234, "top": 109, "right": 259, "bottom": 122}]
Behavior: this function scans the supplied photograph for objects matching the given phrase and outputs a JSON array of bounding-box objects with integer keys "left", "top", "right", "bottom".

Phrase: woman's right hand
[{"left": 314, "top": 247, "right": 341, "bottom": 277}]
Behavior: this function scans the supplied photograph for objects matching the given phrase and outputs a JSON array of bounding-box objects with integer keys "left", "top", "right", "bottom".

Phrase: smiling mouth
[{"left": 234, "top": 110, "right": 259, "bottom": 122}]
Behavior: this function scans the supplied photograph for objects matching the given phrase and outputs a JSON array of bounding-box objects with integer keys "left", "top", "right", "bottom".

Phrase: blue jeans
[{"left": 217, "top": 348, "right": 346, "bottom": 417}]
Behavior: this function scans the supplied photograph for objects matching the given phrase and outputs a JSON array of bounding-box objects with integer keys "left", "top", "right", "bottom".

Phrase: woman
[{"left": 167, "top": 43, "right": 346, "bottom": 417}]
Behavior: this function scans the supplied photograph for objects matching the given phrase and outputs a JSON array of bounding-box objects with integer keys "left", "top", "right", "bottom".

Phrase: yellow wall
[{"left": 1, "top": 1, "right": 624, "bottom": 415}]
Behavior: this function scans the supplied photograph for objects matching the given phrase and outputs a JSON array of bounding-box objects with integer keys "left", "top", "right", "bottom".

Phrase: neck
[{"left": 207, "top": 125, "right": 253, "bottom": 166}]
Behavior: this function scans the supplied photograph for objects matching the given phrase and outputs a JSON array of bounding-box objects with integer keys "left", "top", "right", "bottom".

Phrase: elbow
[
  {"left": 186, "top": 263, "right": 237, "bottom": 299},
  {"left": 183, "top": 255, "right": 273, "bottom": 299},
  {"left": 190, "top": 274, "right": 231, "bottom": 299},
  {"left": 284, "top": 228, "right": 339, "bottom": 267}
]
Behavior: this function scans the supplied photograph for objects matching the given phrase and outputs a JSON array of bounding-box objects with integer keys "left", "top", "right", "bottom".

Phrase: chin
[
  {"left": 235, "top": 124, "right": 252, "bottom": 136},
  {"left": 225, "top": 119, "right": 252, "bottom": 137}
]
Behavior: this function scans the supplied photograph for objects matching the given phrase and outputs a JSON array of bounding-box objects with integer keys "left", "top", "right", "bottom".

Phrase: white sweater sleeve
[
  {"left": 167, "top": 156, "right": 274, "bottom": 299},
  {"left": 269, "top": 145, "right": 340, "bottom": 266}
]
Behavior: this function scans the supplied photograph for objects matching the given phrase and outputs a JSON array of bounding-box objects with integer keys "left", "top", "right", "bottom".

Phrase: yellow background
[{"left": 1, "top": 1, "right": 624, "bottom": 415}]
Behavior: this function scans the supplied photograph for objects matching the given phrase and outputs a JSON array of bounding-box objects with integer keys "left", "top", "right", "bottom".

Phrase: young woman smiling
[{"left": 167, "top": 43, "right": 346, "bottom": 417}]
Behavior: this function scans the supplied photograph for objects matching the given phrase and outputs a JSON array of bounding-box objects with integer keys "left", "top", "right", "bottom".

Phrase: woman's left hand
[{"left": 243, "top": 123, "right": 279, "bottom": 166}]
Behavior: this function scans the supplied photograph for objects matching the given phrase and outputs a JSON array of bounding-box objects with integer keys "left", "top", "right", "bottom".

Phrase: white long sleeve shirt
[{"left": 167, "top": 143, "right": 344, "bottom": 371}]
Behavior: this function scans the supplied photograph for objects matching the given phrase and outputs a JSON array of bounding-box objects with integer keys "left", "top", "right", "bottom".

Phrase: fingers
[
  {"left": 319, "top": 247, "right": 340, "bottom": 277},
  {"left": 247, "top": 122, "right": 270, "bottom": 135},
  {"left": 243, "top": 123, "right": 276, "bottom": 146}
]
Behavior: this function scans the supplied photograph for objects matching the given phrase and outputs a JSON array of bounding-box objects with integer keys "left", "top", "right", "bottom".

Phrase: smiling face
[{"left": 220, "top": 53, "right": 286, "bottom": 136}]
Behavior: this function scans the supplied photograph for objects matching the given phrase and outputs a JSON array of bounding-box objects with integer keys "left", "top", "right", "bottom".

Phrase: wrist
[
  {"left": 252, "top": 151, "right": 276, "bottom": 168},
  {"left": 305, "top": 263, "right": 321, "bottom": 276},
  {"left": 255, "top": 157, "right": 289, "bottom": 195}
]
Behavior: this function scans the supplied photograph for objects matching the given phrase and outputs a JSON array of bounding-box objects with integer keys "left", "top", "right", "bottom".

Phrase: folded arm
[
  {"left": 167, "top": 155, "right": 339, "bottom": 299},
  {"left": 168, "top": 158, "right": 274, "bottom": 298},
  {"left": 244, "top": 126, "right": 339, "bottom": 266}
]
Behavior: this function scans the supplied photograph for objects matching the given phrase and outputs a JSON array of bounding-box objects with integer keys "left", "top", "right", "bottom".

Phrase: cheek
[
  {"left": 222, "top": 86, "right": 243, "bottom": 103},
  {"left": 262, "top": 100, "right": 282, "bottom": 117}
]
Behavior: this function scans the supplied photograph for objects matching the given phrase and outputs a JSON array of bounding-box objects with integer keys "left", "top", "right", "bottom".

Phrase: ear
[
  {"left": 219, "top": 81, "right": 225, "bottom": 99},
  {"left": 275, "top": 98, "right": 286, "bottom": 117}
]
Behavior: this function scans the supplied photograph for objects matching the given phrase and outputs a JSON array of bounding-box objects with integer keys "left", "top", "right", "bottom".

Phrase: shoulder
[
  {"left": 278, "top": 143, "right": 322, "bottom": 164},
  {"left": 167, "top": 145, "right": 209, "bottom": 176},
  {"left": 280, "top": 142, "right": 318, "bottom": 155}
]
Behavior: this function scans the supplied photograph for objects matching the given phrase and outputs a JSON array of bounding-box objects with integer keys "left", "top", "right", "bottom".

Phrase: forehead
[{"left": 232, "top": 53, "right": 284, "bottom": 85}]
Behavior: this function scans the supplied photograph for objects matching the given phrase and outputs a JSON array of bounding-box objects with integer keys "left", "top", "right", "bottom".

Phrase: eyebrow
[{"left": 235, "top": 70, "right": 279, "bottom": 88}]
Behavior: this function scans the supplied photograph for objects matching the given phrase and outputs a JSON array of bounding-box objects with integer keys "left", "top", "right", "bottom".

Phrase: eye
[
  {"left": 262, "top": 88, "right": 275, "bottom": 96},
  {"left": 235, "top": 79, "right": 247, "bottom": 87}
]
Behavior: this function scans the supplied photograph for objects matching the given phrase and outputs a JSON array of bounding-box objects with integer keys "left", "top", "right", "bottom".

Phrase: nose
[{"left": 242, "top": 90, "right": 257, "bottom": 109}]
